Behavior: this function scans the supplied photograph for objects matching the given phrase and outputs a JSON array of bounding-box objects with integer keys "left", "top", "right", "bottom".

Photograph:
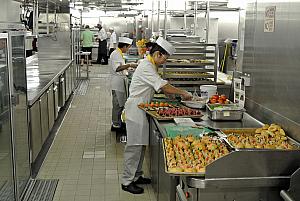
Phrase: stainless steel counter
[
  {"left": 149, "top": 109, "right": 300, "bottom": 201},
  {"left": 26, "top": 55, "right": 73, "bottom": 106},
  {"left": 154, "top": 110, "right": 263, "bottom": 138}
]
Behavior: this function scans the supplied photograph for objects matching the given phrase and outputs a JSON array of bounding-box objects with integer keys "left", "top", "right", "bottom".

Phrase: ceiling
[{"left": 34, "top": 0, "right": 239, "bottom": 14}]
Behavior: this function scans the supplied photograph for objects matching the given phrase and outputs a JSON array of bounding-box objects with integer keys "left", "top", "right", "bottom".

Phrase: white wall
[{"left": 0, "top": 0, "right": 21, "bottom": 23}]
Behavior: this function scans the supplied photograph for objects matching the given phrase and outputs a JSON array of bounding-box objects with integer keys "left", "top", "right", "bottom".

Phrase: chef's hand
[{"left": 181, "top": 91, "right": 193, "bottom": 101}]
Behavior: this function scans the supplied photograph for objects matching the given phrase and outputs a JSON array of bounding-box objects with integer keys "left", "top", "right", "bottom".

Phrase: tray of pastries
[
  {"left": 221, "top": 124, "right": 300, "bottom": 150},
  {"left": 163, "top": 135, "right": 231, "bottom": 176}
]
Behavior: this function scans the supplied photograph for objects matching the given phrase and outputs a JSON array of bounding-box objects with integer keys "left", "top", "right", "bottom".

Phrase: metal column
[
  {"left": 206, "top": 1, "right": 210, "bottom": 43},
  {"left": 163, "top": 0, "right": 167, "bottom": 39}
]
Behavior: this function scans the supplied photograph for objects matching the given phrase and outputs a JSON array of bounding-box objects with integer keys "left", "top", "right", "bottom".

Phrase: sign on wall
[{"left": 264, "top": 6, "right": 276, "bottom": 33}]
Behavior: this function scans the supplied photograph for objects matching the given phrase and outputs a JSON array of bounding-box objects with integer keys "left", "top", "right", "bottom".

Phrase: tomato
[
  {"left": 155, "top": 102, "right": 159, "bottom": 107},
  {"left": 145, "top": 103, "right": 149, "bottom": 107},
  {"left": 150, "top": 102, "right": 155, "bottom": 107},
  {"left": 212, "top": 95, "right": 219, "bottom": 100},
  {"left": 220, "top": 94, "right": 227, "bottom": 101},
  {"left": 210, "top": 99, "right": 217, "bottom": 104},
  {"left": 159, "top": 102, "right": 164, "bottom": 107},
  {"left": 218, "top": 99, "right": 224, "bottom": 104}
]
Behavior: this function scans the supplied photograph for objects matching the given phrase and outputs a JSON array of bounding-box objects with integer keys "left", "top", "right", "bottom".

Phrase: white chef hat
[
  {"left": 109, "top": 27, "right": 114, "bottom": 30},
  {"left": 156, "top": 37, "right": 176, "bottom": 55},
  {"left": 118, "top": 37, "right": 133, "bottom": 45}
]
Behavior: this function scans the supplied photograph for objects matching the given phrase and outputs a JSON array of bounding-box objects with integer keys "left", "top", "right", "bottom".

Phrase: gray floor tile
[{"left": 36, "top": 65, "right": 157, "bottom": 201}]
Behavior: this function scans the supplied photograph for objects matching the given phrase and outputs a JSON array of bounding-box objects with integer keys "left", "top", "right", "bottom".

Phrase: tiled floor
[{"left": 37, "top": 65, "right": 156, "bottom": 201}]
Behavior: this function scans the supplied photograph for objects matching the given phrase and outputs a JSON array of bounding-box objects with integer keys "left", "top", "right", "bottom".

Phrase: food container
[
  {"left": 206, "top": 103, "right": 245, "bottom": 121},
  {"left": 181, "top": 99, "right": 207, "bottom": 109}
]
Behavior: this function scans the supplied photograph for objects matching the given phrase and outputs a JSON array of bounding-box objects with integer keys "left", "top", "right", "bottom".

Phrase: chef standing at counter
[
  {"left": 110, "top": 37, "right": 138, "bottom": 131},
  {"left": 121, "top": 37, "right": 192, "bottom": 194}
]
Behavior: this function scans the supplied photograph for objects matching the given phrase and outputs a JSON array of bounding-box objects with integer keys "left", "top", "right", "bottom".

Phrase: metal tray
[
  {"left": 138, "top": 105, "right": 203, "bottom": 121},
  {"left": 162, "top": 136, "right": 233, "bottom": 176},
  {"left": 206, "top": 103, "right": 245, "bottom": 121},
  {"left": 220, "top": 128, "right": 300, "bottom": 150}
]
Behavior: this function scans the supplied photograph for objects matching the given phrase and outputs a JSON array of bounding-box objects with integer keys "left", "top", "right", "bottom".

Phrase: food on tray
[
  {"left": 158, "top": 108, "right": 201, "bottom": 117},
  {"left": 209, "top": 94, "right": 229, "bottom": 104},
  {"left": 166, "top": 59, "right": 211, "bottom": 64},
  {"left": 139, "top": 102, "right": 169, "bottom": 109},
  {"left": 164, "top": 135, "right": 230, "bottom": 173},
  {"left": 138, "top": 102, "right": 202, "bottom": 118},
  {"left": 226, "top": 124, "right": 297, "bottom": 150}
]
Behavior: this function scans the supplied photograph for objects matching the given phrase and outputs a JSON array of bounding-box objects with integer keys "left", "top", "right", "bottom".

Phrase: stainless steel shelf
[
  {"left": 163, "top": 42, "right": 218, "bottom": 86},
  {"left": 169, "top": 80, "right": 215, "bottom": 85},
  {"left": 162, "top": 68, "right": 215, "bottom": 73},
  {"left": 165, "top": 74, "right": 214, "bottom": 79},
  {"left": 165, "top": 62, "right": 215, "bottom": 67}
]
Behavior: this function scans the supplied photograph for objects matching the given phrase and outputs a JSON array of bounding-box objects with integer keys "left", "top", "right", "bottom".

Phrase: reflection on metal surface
[
  {"left": 9, "top": 32, "right": 31, "bottom": 197},
  {"left": 243, "top": 0, "right": 300, "bottom": 142},
  {"left": 0, "top": 34, "right": 15, "bottom": 200}
]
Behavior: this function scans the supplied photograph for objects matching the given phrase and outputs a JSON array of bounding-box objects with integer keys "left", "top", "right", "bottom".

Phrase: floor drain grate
[
  {"left": 22, "top": 179, "right": 58, "bottom": 201},
  {"left": 0, "top": 181, "right": 14, "bottom": 201},
  {"left": 75, "top": 80, "right": 89, "bottom": 95}
]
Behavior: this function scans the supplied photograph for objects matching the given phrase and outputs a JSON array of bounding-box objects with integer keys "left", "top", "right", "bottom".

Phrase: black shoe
[
  {"left": 133, "top": 177, "right": 151, "bottom": 185},
  {"left": 111, "top": 125, "right": 121, "bottom": 131},
  {"left": 121, "top": 183, "right": 144, "bottom": 194}
]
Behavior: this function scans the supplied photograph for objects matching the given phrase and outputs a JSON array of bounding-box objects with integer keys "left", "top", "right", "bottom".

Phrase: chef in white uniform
[
  {"left": 110, "top": 37, "right": 137, "bottom": 130},
  {"left": 121, "top": 37, "right": 192, "bottom": 194},
  {"left": 109, "top": 27, "right": 117, "bottom": 56}
]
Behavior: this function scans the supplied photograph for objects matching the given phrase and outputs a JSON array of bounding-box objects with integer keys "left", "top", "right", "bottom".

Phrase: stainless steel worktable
[
  {"left": 149, "top": 109, "right": 300, "bottom": 201},
  {"left": 26, "top": 55, "right": 72, "bottom": 106},
  {"left": 153, "top": 110, "right": 263, "bottom": 137}
]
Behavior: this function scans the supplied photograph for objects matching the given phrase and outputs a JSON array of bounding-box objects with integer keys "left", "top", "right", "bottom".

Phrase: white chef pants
[
  {"left": 112, "top": 90, "right": 126, "bottom": 127},
  {"left": 122, "top": 145, "right": 146, "bottom": 186}
]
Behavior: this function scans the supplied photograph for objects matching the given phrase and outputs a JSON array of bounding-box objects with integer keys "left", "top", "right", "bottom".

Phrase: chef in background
[
  {"left": 96, "top": 23, "right": 108, "bottom": 65},
  {"left": 121, "top": 37, "right": 192, "bottom": 194},
  {"left": 108, "top": 27, "right": 117, "bottom": 56},
  {"left": 110, "top": 37, "right": 138, "bottom": 131}
]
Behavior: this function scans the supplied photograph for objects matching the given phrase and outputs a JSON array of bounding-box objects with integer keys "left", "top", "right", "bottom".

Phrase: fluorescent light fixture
[{"left": 227, "top": 0, "right": 247, "bottom": 9}]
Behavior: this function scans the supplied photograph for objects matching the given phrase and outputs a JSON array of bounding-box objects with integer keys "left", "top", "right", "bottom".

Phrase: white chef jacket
[
  {"left": 109, "top": 31, "right": 117, "bottom": 49},
  {"left": 110, "top": 48, "right": 126, "bottom": 92},
  {"left": 125, "top": 56, "right": 168, "bottom": 145},
  {"left": 98, "top": 28, "right": 107, "bottom": 41}
]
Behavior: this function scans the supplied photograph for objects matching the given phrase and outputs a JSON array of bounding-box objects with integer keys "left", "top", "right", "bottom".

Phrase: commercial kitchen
[{"left": 0, "top": 0, "right": 300, "bottom": 201}]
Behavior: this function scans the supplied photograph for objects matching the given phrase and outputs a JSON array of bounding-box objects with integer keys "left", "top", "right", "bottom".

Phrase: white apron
[
  {"left": 125, "top": 56, "right": 168, "bottom": 145},
  {"left": 110, "top": 48, "right": 128, "bottom": 106}
]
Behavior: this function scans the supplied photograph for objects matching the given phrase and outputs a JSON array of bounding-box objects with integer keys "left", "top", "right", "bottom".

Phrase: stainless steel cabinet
[
  {"left": 39, "top": 93, "right": 49, "bottom": 143},
  {"left": 150, "top": 118, "right": 160, "bottom": 199},
  {"left": 29, "top": 102, "right": 42, "bottom": 162},
  {"left": 47, "top": 85, "right": 54, "bottom": 130},
  {"left": 53, "top": 82, "right": 59, "bottom": 119},
  {"left": 65, "top": 68, "right": 70, "bottom": 100},
  {"left": 149, "top": 118, "right": 179, "bottom": 201},
  {"left": 58, "top": 75, "right": 65, "bottom": 107}
]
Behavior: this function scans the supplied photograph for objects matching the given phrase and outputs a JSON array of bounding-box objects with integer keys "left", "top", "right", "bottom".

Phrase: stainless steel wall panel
[{"left": 242, "top": 0, "right": 300, "bottom": 142}]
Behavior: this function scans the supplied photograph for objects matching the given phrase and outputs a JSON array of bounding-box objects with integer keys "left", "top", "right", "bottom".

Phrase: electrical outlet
[{"left": 241, "top": 74, "right": 251, "bottom": 87}]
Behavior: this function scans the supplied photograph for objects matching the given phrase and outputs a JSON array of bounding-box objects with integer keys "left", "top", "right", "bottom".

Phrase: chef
[
  {"left": 96, "top": 23, "right": 108, "bottom": 65},
  {"left": 122, "top": 37, "right": 192, "bottom": 194},
  {"left": 110, "top": 37, "right": 137, "bottom": 131},
  {"left": 108, "top": 27, "right": 117, "bottom": 56}
]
